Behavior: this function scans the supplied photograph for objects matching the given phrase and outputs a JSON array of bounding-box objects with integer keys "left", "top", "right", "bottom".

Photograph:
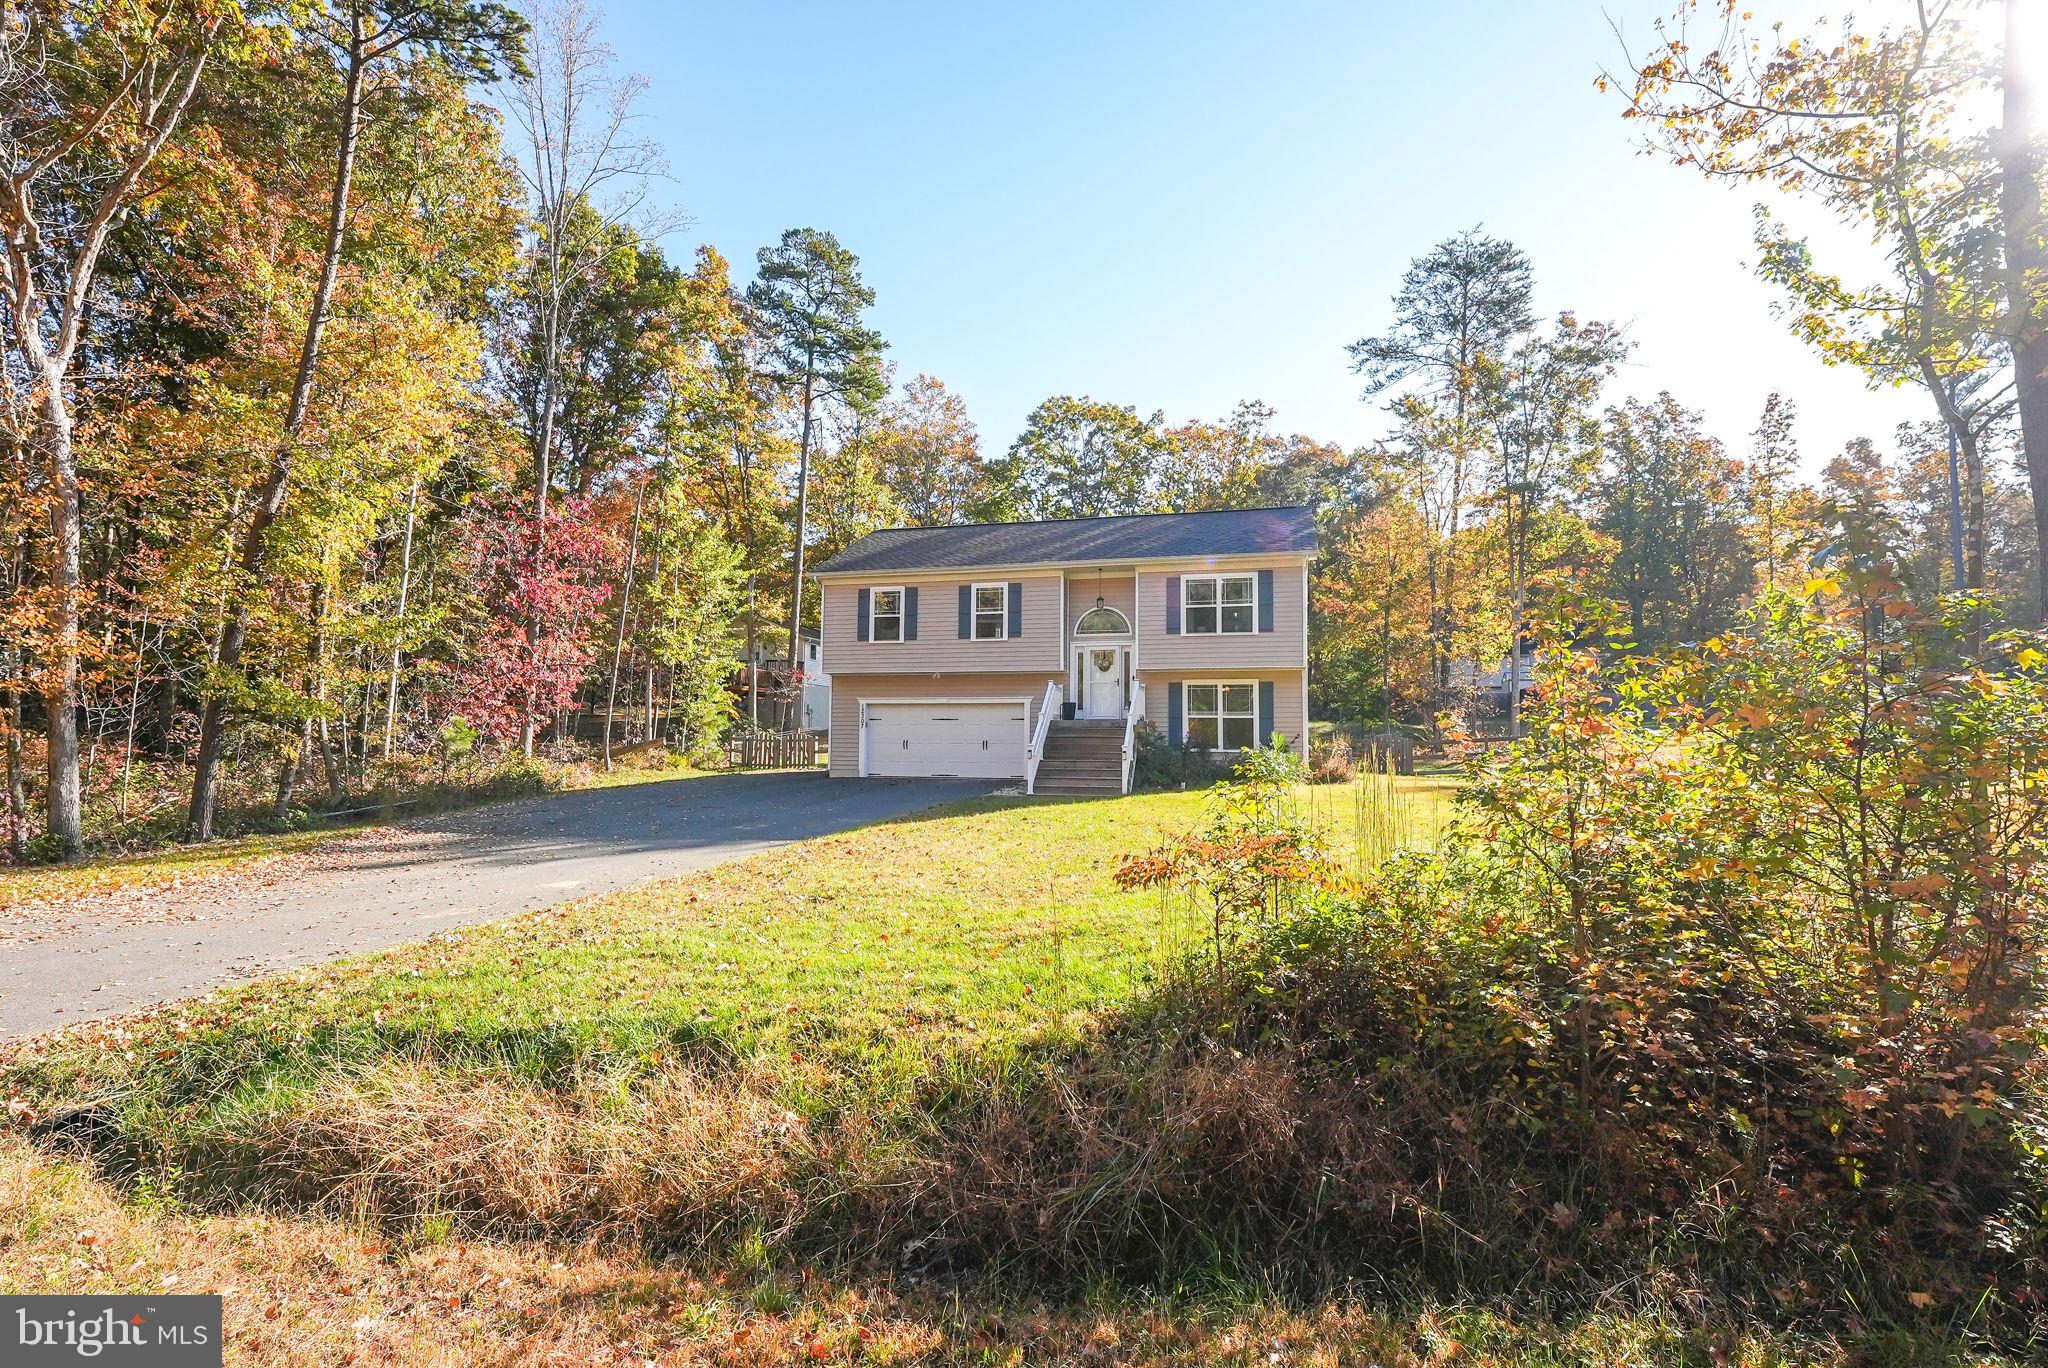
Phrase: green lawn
[{"left": 9, "top": 789, "right": 1225, "bottom": 1118}]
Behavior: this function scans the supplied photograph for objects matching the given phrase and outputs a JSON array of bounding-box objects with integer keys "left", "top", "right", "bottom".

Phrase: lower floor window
[{"left": 1186, "top": 682, "right": 1255, "bottom": 749}]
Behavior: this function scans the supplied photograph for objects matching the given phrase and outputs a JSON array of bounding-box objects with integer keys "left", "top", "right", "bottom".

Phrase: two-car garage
[{"left": 861, "top": 701, "right": 1028, "bottom": 779}]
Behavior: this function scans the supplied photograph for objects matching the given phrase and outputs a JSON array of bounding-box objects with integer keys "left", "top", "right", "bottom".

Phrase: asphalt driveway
[{"left": 0, "top": 772, "right": 992, "bottom": 1040}]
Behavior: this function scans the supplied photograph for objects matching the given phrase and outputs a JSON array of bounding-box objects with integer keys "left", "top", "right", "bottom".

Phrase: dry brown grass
[
  {"left": 5, "top": 1132, "right": 1775, "bottom": 1367},
  {"left": 247, "top": 1057, "right": 903, "bottom": 1251}
]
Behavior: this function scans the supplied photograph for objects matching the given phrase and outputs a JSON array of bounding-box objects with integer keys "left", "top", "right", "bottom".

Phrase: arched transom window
[{"left": 1075, "top": 606, "right": 1130, "bottom": 635}]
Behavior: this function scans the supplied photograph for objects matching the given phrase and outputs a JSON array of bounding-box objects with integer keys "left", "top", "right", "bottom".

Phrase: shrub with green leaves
[
  {"left": 1130, "top": 722, "right": 1217, "bottom": 790},
  {"left": 1468, "top": 587, "right": 2048, "bottom": 1193},
  {"left": 1125, "top": 581, "right": 2048, "bottom": 1339}
]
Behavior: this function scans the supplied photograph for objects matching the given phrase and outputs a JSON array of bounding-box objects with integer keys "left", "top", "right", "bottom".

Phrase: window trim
[
  {"left": 1182, "top": 678, "right": 1258, "bottom": 751},
  {"left": 1073, "top": 604, "right": 1132, "bottom": 636},
  {"left": 868, "top": 585, "right": 906, "bottom": 644},
  {"left": 1181, "top": 573, "right": 1256, "bottom": 635},
  {"left": 970, "top": 581, "right": 1010, "bottom": 641}
]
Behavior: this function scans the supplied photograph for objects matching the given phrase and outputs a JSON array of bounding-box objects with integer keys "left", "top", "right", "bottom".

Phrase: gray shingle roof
[{"left": 814, "top": 506, "right": 1317, "bottom": 576}]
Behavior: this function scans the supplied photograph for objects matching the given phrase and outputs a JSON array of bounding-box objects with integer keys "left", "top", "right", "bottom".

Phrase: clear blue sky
[{"left": 602, "top": 0, "right": 1926, "bottom": 475}]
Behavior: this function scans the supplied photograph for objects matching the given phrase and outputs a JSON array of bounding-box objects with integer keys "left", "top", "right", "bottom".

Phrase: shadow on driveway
[{"left": 1, "top": 772, "right": 993, "bottom": 1041}]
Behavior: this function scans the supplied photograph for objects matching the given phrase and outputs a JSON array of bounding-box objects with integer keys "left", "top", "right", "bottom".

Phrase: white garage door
[{"left": 864, "top": 701, "right": 1028, "bottom": 779}]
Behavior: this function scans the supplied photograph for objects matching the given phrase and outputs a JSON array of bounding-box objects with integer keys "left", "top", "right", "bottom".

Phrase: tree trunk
[
  {"left": 1379, "top": 512, "right": 1395, "bottom": 721},
  {"left": 189, "top": 18, "right": 369, "bottom": 839},
  {"left": 39, "top": 381, "right": 83, "bottom": 858},
  {"left": 356, "top": 649, "right": 374, "bottom": 778},
  {"left": 275, "top": 719, "right": 310, "bottom": 822},
  {"left": 118, "top": 609, "right": 150, "bottom": 821},
  {"left": 1, "top": 19, "right": 219, "bottom": 859},
  {"left": 785, "top": 366, "right": 817, "bottom": 711},
  {"left": 744, "top": 575, "right": 759, "bottom": 728},
  {"left": 642, "top": 537, "right": 661, "bottom": 744},
  {"left": 603, "top": 481, "right": 646, "bottom": 771},
  {"left": 2000, "top": 1, "right": 2048, "bottom": 622},
  {"left": 4, "top": 633, "right": 26, "bottom": 863},
  {"left": 307, "top": 582, "right": 344, "bottom": 801},
  {"left": 382, "top": 474, "right": 420, "bottom": 759},
  {"left": 1507, "top": 489, "right": 1525, "bottom": 742},
  {"left": 522, "top": 372, "right": 556, "bottom": 757}
]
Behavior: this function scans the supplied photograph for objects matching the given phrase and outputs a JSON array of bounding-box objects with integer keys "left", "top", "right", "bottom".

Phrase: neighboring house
[
  {"left": 738, "top": 631, "right": 831, "bottom": 732},
  {"left": 1450, "top": 645, "right": 1540, "bottom": 713},
  {"left": 797, "top": 632, "right": 830, "bottom": 732},
  {"left": 812, "top": 506, "right": 1317, "bottom": 794}
]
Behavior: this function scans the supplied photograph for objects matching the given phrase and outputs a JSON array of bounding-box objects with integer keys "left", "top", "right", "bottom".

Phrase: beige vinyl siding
[
  {"left": 821, "top": 573, "right": 1063, "bottom": 675},
  {"left": 1135, "top": 668, "right": 1306, "bottom": 753},
  {"left": 1061, "top": 572, "right": 1135, "bottom": 646},
  {"left": 1135, "top": 562, "right": 1308, "bottom": 670},
  {"left": 828, "top": 671, "right": 1063, "bottom": 777}
]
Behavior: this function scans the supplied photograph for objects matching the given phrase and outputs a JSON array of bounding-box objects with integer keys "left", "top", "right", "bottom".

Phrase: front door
[{"left": 1081, "top": 647, "right": 1124, "bottom": 720}]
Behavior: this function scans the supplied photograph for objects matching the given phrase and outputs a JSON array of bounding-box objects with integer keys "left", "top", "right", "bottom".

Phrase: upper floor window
[
  {"left": 972, "top": 583, "right": 1008, "bottom": 639},
  {"left": 1075, "top": 605, "right": 1129, "bottom": 635},
  {"left": 1184, "top": 574, "right": 1255, "bottom": 634},
  {"left": 870, "top": 587, "right": 904, "bottom": 642}
]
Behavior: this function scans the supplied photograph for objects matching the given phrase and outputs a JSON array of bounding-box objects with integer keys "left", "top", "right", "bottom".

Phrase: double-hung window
[
  {"left": 972, "top": 583, "right": 1007, "bottom": 639},
  {"left": 870, "top": 587, "right": 904, "bottom": 643},
  {"left": 1185, "top": 682, "right": 1256, "bottom": 750},
  {"left": 1184, "top": 573, "right": 1255, "bottom": 634}
]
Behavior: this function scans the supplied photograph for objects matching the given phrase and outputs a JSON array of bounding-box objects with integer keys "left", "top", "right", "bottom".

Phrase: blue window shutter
[
  {"left": 1167, "top": 681, "right": 1183, "bottom": 749},
  {"left": 856, "top": 588, "right": 870, "bottom": 642},
  {"left": 1257, "top": 569, "right": 1275, "bottom": 633},
  {"left": 1007, "top": 582, "right": 1023, "bottom": 637},
  {"left": 958, "top": 585, "right": 971, "bottom": 638},
  {"left": 1165, "top": 576, "right": 1181, "bottom": 634},
  {"left": 1259, "top": 680, "right": 1277, "bottom": 746},
  {"left": 904, "top": 587, "right": 919, "bottom": 640}
]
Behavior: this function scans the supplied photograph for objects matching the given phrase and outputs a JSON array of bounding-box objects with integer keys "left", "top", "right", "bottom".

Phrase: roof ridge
[
  {"left": 815, "top": 505, "right": 1318, "bottom": 577},
  {"left": 857, "top": 504, "right": 1313, "bottom": 537}
]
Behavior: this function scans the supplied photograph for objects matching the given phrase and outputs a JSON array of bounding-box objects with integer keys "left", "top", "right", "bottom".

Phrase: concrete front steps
[{"left": 1033, "top": 719, "right": 1125, "bottom": 796}]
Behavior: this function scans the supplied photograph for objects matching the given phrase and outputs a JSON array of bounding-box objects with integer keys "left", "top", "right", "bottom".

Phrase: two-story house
[{"left": 812, "top": 505, "right": 1316, "bottom": 794}]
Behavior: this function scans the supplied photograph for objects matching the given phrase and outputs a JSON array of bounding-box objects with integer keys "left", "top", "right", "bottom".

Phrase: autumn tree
[
  {"left": 1745, "top": 392, "right": 1806, "bottom": 592},
  {"left": 493, "top": 0, "right": 671, "bottom": 756},
  {"left": 1882, "top": 418, "right": 2038, "bottom": 615},
  {"left": 443, "top": 492, "right": 606, "bottom": 743},
  {"left": 1311, "top": 456, "right": 1434, "bottom": 723},
  {"left": 1, "top": 0, "right": 232, "bottom": 856},
  {"left": 1154, "top": 400, "right": 1356, "bottom": 514},
  {"left": 1482, "top": 314, "right": 1627, "bottom": 735},
  {"left": 1349, "top": 231, "right": 1535, "bottom": 695},
  {"left": 1594, "top": 393, "right": 1756, "bottom": 648},
  {"left": 187, "top": 0, "right": 526, "bottom": 839},
  {"left": 633, "top": 487, "right": 744, "bottom": 754},
  {"left": 1617, "top": 0, "right": 2048, "bottom": 616},
  {"left": 863, "top": 372, "right": 984, "bottom": 526},
  {"left": 804, "top": 407, "right": 901, "bottom": 575},
  {"left": 517, "top": 211, "right": 686, "bottom": 498},
  {"left": 500, "top": 0, "right": 667, "bottom": 510},
  {"left": 987, "top": 395, "right": 1170, "bottom": 521},
  {"left": 745, "top": 227, "right": 885, "bottom": 683},
  {"left": 662, "top": 248, "right": 790, "bottom": 722}
]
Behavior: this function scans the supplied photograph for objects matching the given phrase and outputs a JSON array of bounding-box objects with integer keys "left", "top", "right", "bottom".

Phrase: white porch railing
[
  {"left": 1120, "top": 678, "right": 1146, "bottom": 794},
  {"left": 1024, "top": 680, "right": 1061, "bottom": 794}
]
